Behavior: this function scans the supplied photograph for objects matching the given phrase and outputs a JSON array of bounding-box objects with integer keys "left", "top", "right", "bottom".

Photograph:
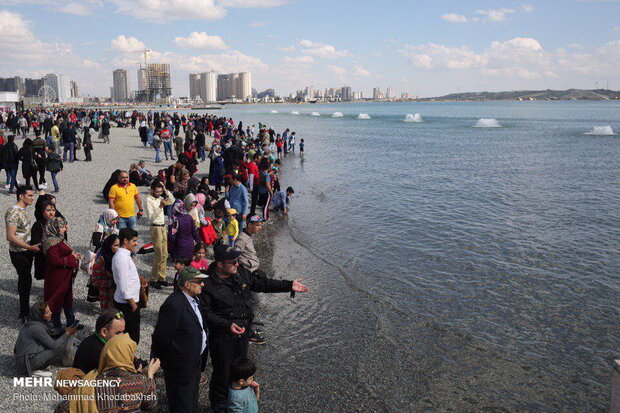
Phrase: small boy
[
  {"left": 172, "top": 258, "right": 192, "bottom": 292},
  {"left": 299, "top": 138, "right": 304, "bottom": 157},
  {"left": 227, "top": 358, "right": 260, "bottom": 413},
  {"left": 226, "top": 208, "right": 239, "bottom": 247}
]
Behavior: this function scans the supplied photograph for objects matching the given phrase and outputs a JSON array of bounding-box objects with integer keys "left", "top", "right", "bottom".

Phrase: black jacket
[
  {"left": 2, "top": 142, "right": 19, "bottom": 165},
  {"left": 199, "top": 263, "right": 293, "bottom": 334},
  {"left": 73, "top": 334, "right": 105, "bottom": 374},
  {"left": 152, "top": 290, "right": 208, "bottom": 375}
]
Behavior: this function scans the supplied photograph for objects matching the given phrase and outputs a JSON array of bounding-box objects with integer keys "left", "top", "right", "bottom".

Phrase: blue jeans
[
  {"left": 198, "top": 146, "right": 206, "bottom": 162},
  {"left": 163, "top": 141, "right": 174, "bottom": 160},
  {"left": 7, "top": 164, "right": 18, "bottom": 190},
  {"left": 63, "top": 142, "right": 75, "bottom": 162},
  {"left": 154, "top": 147, "right": 161, "bottom": 163},
  {"left": 50, "top": 171, "right": 59, "bottom": 192},
  {"left": 117, "top": 215, "right": 137, "bottom": 230}
]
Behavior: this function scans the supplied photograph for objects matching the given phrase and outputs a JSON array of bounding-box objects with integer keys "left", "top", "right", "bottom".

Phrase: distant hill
[{"left": 425, "top": 89, "right": 620, "bottom": 101}]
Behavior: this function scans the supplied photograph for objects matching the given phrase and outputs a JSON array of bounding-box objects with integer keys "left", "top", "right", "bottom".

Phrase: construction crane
[{"left": 131, "top": 49, "right": 151, "bottom": 69}]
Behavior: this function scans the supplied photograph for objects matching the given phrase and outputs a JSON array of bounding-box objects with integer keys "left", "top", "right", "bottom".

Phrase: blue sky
[{"left": 0, "top": 0, "right": 619, "bottom": 97}]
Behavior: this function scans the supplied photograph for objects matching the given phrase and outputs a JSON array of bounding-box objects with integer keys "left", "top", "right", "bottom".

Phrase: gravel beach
[{"left": 0, "top": 126, "right": 245, "bottom": 412}]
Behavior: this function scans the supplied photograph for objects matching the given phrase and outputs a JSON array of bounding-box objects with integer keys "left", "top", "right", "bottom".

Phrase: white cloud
[
  {"left": 353, "top": 65, "right": 371, "bottom": 77},
  {"left": 401, "top": 43, "right": 486, "bottom": 70},
  {"left": 282, "top": 56, "right": 314, "bottom": 64},
  {"left": 178, "top": 50, "right": 267, "bottom": 73},
  {"left": 441, "top": 13, "right": 468, "bottom": 23},
  {"left": 305, "top": 44, "right": 352, "bottom": 58},
  {"left": 614, "top": 26, "right": 620, "bottom": 31},
  {"left": 220, "top": 0, "right": 286, "bottom": 6},
  {"left": 326, "top": 65, "right": 346, "bottom": 75},
  {"left": 475, "top": 7, "right": 516, "bottom": 22},
  {"left": 110, "top": 35, "right": 146, "bottom": 53},
  {"left": 57, "top": 2, "right": 97, "bottom": 15},
  {"left": 277, "top": 46, "right": 295, "bottom": 52},
  {"left": 443, "top": 5, "right": 533, "bottom": 23},
  {"left": 174, "top": 32, "right": 228, "bottom": 50},
  {"left": 298, "top": 39, "right": 324, "bottom": 48},
  {"left": 249, "top": 21, "right": 267, "bottom": 27},
  {"left": 111, "top": 0, "right": 227, "bottom": 22}
]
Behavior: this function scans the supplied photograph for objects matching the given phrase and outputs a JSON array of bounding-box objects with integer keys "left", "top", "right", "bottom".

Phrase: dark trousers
[
  {"left": 84, "top": 148, "right": 92, "bottom": 161},
  {"left": 209, "top": 332, "right": 250, "bottom": 412},
  {"left": 164, "top": 366, "right": 202, "bottom": 413},
  {"left": 10, "top": 251, "right": 34, "bottom": 317},
  {"left": 113, "top": 301, "right": 141, "bottom": 344},
  {"left": 36, "top": 161, "right": 46, "bottom": 184}
]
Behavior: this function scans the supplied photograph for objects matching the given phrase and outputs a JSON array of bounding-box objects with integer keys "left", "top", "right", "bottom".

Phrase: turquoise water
[{"left": 207, "top": 101, "right": 619, "bottom": 411}]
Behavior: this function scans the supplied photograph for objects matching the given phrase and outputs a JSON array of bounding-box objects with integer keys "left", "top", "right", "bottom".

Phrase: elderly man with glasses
[
  {"left": 200, "top": 244, "right": 309, "bottom": 413},
  {"left": 108, "top": 170, "right": 144, "bottom": 230}
]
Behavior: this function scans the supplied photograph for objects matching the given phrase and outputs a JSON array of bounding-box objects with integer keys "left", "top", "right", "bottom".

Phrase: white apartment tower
[{"left": 189, "top": 72, "right": 217, "bottom": 102}]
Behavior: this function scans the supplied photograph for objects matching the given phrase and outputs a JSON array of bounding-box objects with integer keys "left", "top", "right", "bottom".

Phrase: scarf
[
  {"left": 97, "top": 209, "right": 119, "bottom": 236},
  {"left": 42, "top": 217, "right": 68, "bottom": 255},
  {"left": 69, "top": 333, "right": 137, "bottom": 413},
  {"left": 28, "top": 302, "right": 53, "bottom": 335}
]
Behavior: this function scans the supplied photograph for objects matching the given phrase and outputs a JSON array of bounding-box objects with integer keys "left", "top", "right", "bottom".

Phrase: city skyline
[{"left": 0, "top": 1, "right": 618, "bottom": 98}]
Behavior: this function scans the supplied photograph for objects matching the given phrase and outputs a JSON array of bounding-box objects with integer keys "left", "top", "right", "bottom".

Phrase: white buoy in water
[
  {"left": 332, "top": 112, "right": 344, "bottom": 118},
  {"left": 358, "top": 113, "right": 371, "bottom": 119},
  {"left": 270, "top": 110, "right": 278, "bottom": 114},
  {"left": 311, "top": 112, "right": 320, "bottom": 116}
]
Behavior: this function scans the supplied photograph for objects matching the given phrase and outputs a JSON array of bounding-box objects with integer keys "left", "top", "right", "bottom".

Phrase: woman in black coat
[
  {"left": 83, "top": 127, "right": 93, "bottom": 161},
  {"left": 18, "top": 138, "right": 39, "bottom": 190}
]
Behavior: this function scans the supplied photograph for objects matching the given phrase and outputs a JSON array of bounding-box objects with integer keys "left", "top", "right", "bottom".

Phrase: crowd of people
[{"left": 5, "top": 107, "right": 308, "bottom": 413}]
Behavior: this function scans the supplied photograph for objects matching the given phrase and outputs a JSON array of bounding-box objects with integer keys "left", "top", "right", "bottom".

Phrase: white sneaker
[
  {"left": 40, "top": 184, "right": 47, "bottom": 189},
  {"left": 4, "top": 184, "right": 9, "bottom": 189},
  {"left": 32, "top": 370, "right": 53, "bottom": 378}
]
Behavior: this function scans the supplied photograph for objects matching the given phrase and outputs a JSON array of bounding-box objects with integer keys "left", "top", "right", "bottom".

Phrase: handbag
[{"left": 80, "top": 249, "right": 97, "bottom": 275}]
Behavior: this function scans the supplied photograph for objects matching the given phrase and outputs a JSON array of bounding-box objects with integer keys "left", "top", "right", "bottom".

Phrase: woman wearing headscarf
[
  {"left": 18, "top": 138, "right": 39, "bottom": 190},
  {"left": 31, "top": 199, "right": 56, "bottom": 280},
  {"left": 209, "top": 147, "right": 225, "bottom": 193},
  {"left": 56, "top": 334, "right": 159, "bottom": 413},
  {"left": 173, "top": 167, "right": 190, "bottom": 198},
  {"left": 14, "top": 301, "right": 79, "bottom": 377},
  {"left": 92, "top": 208, "right": 119, "bottom": 252},
  {"left": 90, "top": 234, "right": 120, "bottom": 310},
  {"left": 168, "top": 197, "right": 201, "bottom": 261},
  {"left": 43, "top": 217, "right": 81, "bottom": 330}
]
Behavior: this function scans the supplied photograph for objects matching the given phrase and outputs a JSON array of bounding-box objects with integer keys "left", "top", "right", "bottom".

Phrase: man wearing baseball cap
[
  {"left": 152, "top": 267, "right": 209, "bottom": 413},
  {"left": 200, "top": 243, "right": 309, "bottom": 412}
]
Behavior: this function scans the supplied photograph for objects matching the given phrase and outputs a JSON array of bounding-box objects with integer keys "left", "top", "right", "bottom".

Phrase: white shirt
[
  {"left": 182, "top": 291, "right": 207, "bottom": 354},
  {"left": 112, "top": 248, "right": 140, "bottom": 304}
]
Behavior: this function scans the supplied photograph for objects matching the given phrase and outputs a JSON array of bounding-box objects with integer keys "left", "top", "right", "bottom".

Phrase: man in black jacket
[
  {"left": 73, "top": 310, "right": 126, "bottom": 374},
  {"left": 200, "top": 244, "right": 309, "bottom": 412},
  {"left": 152, "top": 267, "right": 209, "bottom": 413}
]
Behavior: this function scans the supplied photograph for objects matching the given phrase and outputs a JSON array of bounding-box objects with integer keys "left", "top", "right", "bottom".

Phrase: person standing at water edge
[
  {"left": 200, "top": 244, "right": 309, "bottom": 412},
  {"left": 108, "top": 170, "right": 143, "bottom": 230},
  {"left": 112, "top": 228, "right": 142, "bottom": 344},
  {"left": 152, "top": 266, "right": 209, "bottom": 413},
  {"left": 5, "top": 185, "right": 39, "bottom": 323}
]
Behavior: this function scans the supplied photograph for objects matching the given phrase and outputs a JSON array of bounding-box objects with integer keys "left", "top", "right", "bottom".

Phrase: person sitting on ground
[
  {"left": 14, "top": 301, "right": 79, "bottom": 377},
  {"left": 270, "top": 186, "right": 294, "bottom": 215},
  {"left": 227, "top": 358, "right": 260, "bottom": 413},
  {"left": 57, "top": 334, "right": 159, "bottom": 413},
  {"left": 129, "top": 163, "right": 144, "bottom": 186},
  {"left": 72, "top": 309, "right": 126, "bottom": 374}
]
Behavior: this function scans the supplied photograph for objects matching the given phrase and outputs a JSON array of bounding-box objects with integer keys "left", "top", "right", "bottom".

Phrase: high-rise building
[
  {"left": 146, "top": 63, "right": 171, "bottom": 102},
  {"left": 386, "top": 87, "right": 394, "bottom": 99},
  {"left": 70, "top": 81, "right": 79, "bottom": 98},
  {"left": 112, "top": 69, "right": 130, "bottom": 102},
  {"left": 373, "top": 87, "right": 382, "bottom": 100},
  {"left": 304, "top": 86, "right": 314, "bottom": 100},
  {"left": 44, "top": 73, "right": 71, "bottom": 103},
  {"left": 190, "top": 72, "right": 217, "bottom": 102},
  {"left": 341, "top": 86, "right": 352, "bottom": 101},
  {"left": 137, "top": 68, "right": 147, "bottom": 91},
  {"left": 0, "top": 77, "right": 24, "bottom": 96},
  {"left": 217, "top": 72, "right": 251, "bottom": 101},
  {"left": 25, "top": 78, "right": 44, "bottom": 97}
]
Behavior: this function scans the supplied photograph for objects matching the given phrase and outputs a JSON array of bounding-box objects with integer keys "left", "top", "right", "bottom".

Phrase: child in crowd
[
  {"left": 227, "top": 358, "right": 260, "bottom": 413},
  {"left": 226, "top": 208, "right": 239, "bottom": 247},
  {"left": 190, "top": 242, "right": 209, "bottom": 273},
  {"left": 211, "top": 207, "right": 227, "bottom": 244},
  {"left": 172, "top": 258, "right": 192, "bottom": 292},
  {"left": 299, "top": 138, "right": 304, "bottom": 157}
]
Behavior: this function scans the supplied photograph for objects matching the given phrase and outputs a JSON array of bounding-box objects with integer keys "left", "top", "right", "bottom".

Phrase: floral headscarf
[{"left": 42, "top": 217, "right": 68, "bottom": 254}]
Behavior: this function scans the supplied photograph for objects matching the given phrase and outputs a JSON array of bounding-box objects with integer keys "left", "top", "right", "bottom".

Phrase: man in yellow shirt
[
  {"left": 108, "top": 170, "right": 143, "bottom": 230},
  {"left": 50, "top": 122, "right": 61, "bottom": 153}
]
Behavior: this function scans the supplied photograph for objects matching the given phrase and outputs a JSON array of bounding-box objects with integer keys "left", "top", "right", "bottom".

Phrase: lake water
[{"left": 205, "top": 101, "right": 619, "bottom": 412}]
